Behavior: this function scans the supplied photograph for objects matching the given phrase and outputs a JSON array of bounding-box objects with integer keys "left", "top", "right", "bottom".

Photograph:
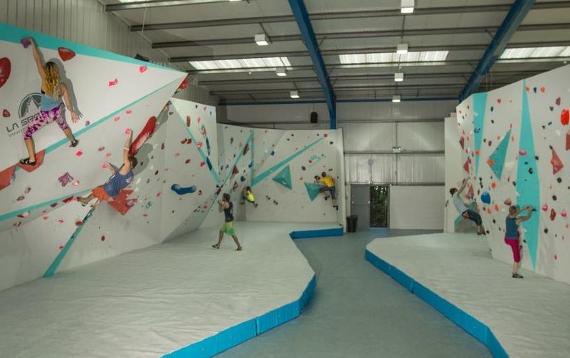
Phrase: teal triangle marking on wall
[
  {"left": 272, "top": 165, "right": 292, "bottom": 189},
  {"left": 304, "top": 182, "right": 322, "bottom": 201},
  {"left": 488, "top": 129, "right": 511, "bottom": 179}
]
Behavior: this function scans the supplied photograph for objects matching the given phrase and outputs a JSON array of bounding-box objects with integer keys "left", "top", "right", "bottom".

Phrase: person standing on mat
[
  {"left": 20, "top": 37, "right": 81, "bottom": 166},
  {"left": 212, "top": 193, "right": 242, "bottom": 251},
  {"left": 449, "top": 179, "right": 486, "bottom": 235},
  {"left": 79, "top": 130, "right": 137, "bottom": 207},
  {"left": 505, "top": 205, "right": 533, "bottom": 279}
]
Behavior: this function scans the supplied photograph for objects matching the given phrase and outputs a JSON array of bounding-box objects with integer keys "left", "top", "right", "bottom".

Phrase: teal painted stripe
[
  {"left": 516, "top": 83, "right": 540, "bottom": 268},
  {"left": 43, "top": 205, "right": 97, "bottom": 277},
  {"left": 0, "top": 22, "right": 174, "bottom": 71},
  {"left": 472, "top": 92, "right": 488, "bottom": 176},
  {"left": 0, "top": 188, "right": 90, "bottom": 222},
  {"left": 249, "top": 129, "right": 255, "bottom": 184},
  {"left": 177, "top": 116, "right": 221, "bottom": 184},
  {"left": 252, "top": 137, "right": 323, "bottom": 187},
  {"left": 220, "top": 132, "right": 254, "bottom": 187}
]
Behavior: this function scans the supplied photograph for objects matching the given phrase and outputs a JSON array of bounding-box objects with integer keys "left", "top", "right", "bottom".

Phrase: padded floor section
[
  {"left": 367, "top": 233, "right": 570, "bottom": 358},
  {"left": 0, "top": 222, "right": 316, "bottom": 357}
]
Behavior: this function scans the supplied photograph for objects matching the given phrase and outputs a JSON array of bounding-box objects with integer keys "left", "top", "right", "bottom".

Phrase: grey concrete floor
[{"left": 219, "top": 229, "right": 491, "bottom": 358}]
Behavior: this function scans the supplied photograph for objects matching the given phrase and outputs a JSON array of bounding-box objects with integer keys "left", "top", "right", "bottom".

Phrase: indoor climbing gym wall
[
  {"left": 456, "top": 64, "right": 570, "bottom": 284},
  {"left": 0, "top": 23, "right": 186, "bottom": 291},
  {"left": 246, "top": 128, "right": 345, "bottom": 225}
]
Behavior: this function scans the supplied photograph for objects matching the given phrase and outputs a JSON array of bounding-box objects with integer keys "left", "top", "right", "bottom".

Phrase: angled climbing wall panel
[{"left": 456, "top": 65, "right": 570, "bottom": 284}]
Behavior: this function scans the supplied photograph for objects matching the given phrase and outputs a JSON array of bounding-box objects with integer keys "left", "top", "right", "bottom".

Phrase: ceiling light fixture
[
  {"left": 500, "top": 46, "right": 570, "bottom": 59},
  {"left": 290, "top": 90, "right": 300, "bottom": 99},
  {"left": 338, "top": 51, "right": 448, "bottom": 64},
  {"left": 255, "top": 33, "right": 270, "bottom": 46},
  {"left": 276, "top": 68, "right": 287, "bottom": 77},
  {"left": 394, "top": 72, "right": 404, "bottom": 82},
  {"left": 392, "top": 95, "right": 401, "bottom": 103},
  {"left": 189, "top": 56, "right": 291, "bottom": 71},
  {"left": 401, "top": 0, "right": 415, "bottom": 14},
  {"left": 396, "top": 43, "right": 409, "bottom": 55}
]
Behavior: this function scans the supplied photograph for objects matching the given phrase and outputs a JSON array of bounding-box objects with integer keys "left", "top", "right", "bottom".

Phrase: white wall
[
  {"left": 444, "top": 113, "right": 463, "bottom": 232},
  {"left": 389, "top": 185, "right": 444, "bottom": 230}
]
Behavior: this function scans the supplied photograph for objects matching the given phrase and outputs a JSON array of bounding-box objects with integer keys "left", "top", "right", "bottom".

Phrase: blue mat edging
[
  {"left": 365, "top": 249, "right": 508, "bottom": 358},
  {"left": 289, "top": 227, "right": 344, "bottom": 239},
  {"left": 164, "top": 274, "right": 316, "bottom": 357}
]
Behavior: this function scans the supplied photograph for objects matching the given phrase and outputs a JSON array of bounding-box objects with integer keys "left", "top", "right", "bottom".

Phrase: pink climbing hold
[
  {"left": 139, "top": 65, "right": 147, "bottom": 73},
  {"left": 108, "top": 78, "right": 118, "bottom": 87},
  {"left": 519, "top": 149, "right": 527, "bottom": 156},
  {"left": 561, "top": 210, "right": 568, "bottom": 218},
  {"left": 542, "top": 204, "right": 549, "bottom": 212},
  {"left": 551, "top": 148, "right": 564, "bottom": 174}
]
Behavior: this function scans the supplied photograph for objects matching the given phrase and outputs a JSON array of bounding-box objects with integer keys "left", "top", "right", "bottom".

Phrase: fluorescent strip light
[
  {"left": 290, "top": 90, "right": 300, "bottom": 99},
  {"left": 500, "top": 46, "right": 570, "bottom": 59},
  {"left": 401, "top": 0, "right": 414, "bottom": 14},
  {"left": 392, "top": 95, "right": 401, "bottom": 103},
  {"left": 394, "top": 72, "right": 404, "bottom": 82},
  {"left": 397, "top": 43, "right": 409, "bottom": 55},
  {"left": 255, "top": 33, "right": 270, "bottom": 46},
  {"left": 276, "top": 68, "right": 287, "bottom": 77},
  {"left": 189, "top": 56, "right": 291, "bottom": 70},
  {"left": 338, "top": 51, "right": 448, "bottom": 64}
]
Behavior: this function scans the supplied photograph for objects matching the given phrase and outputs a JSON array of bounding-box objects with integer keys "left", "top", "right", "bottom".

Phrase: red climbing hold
[
  {"left": 0, "top": 57, "right": 11, "bottom": 88},
  {"left": 463, "top": 158, "right": 470, "bottom": 173},
  {"left": 58, "top": 47, "right": 76, "bottom": 61},
  {"left": 2, "top": 109, "right": 10, "bottom": 117},
  {"left": 459, "top": 136, "right": 465, "bottom": 149},
  {"left": 550, "top": 209, "right": 556, "bottom": 221},
  {"left": 561, "top": 108, "right": 569, "bottom": 126}
]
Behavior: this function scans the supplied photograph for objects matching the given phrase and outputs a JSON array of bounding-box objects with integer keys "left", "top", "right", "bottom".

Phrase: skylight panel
[
  {"left": 500, "top": 46, "right": 570, "bottom": 59},
  {"left": 339, "top": 51, "right": 448, "bottom": 64},
  {"left": 189, "top": 57, "right": 291, "bottom": 70}
]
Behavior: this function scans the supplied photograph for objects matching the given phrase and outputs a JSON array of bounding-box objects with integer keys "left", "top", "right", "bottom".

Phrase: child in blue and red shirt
[{"left": 505, "top": 205, "right": 533, "bottom": 279}]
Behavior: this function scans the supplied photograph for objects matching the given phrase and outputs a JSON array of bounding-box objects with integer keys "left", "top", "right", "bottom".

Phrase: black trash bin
[{"left": 347, "top": 215, "right": 358, "bottom": 233}]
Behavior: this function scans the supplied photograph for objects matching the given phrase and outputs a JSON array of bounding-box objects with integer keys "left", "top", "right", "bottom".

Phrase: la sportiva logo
[{"left": 4, "top": 92, "right": 41, "bottom": 137}]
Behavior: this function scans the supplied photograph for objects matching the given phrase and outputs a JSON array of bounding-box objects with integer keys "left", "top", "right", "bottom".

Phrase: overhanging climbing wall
[
  {"left": 456, "top": 64, "right": 570, "bottom": 284},
  {"left": 0, "top": 23, "right": 186, "bottom": 291}
]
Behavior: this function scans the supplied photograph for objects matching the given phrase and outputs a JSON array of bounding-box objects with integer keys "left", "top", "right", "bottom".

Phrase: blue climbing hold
[
  {"left": 171, "top": 184, "right": 197, "bottom": 195},
  {"left": 481, "top": 191, "right": 491, "bottom": 204}
]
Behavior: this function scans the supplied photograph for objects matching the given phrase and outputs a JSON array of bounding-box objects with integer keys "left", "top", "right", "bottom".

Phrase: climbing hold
[
  {"left": 481, "top": 191, "right": 491, "bottom": 204},
  {"left": 561, "top": 108, "right": 569, "bottom": 126},
  {"left": 550, "top": 148, "right": 564, "bottom": 174},
  {"left": 0, "top": 57, "right": 11, "bottom": 88},
  {"left": 58, "top": 47, "right": 76, "bottom": 61}
]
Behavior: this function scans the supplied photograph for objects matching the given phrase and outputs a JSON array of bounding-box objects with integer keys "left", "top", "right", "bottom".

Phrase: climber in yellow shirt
[
  {"left": 242, "top": 186, "right": 258, "bottom": 208},
  {"left": 318, "top": 172, "right": 336, "bottom": 200}
]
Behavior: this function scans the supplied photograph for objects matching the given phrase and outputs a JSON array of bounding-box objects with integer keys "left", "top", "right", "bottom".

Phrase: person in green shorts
[{"left": 212, "top": 193, "right": 242, "bottom": 251}]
